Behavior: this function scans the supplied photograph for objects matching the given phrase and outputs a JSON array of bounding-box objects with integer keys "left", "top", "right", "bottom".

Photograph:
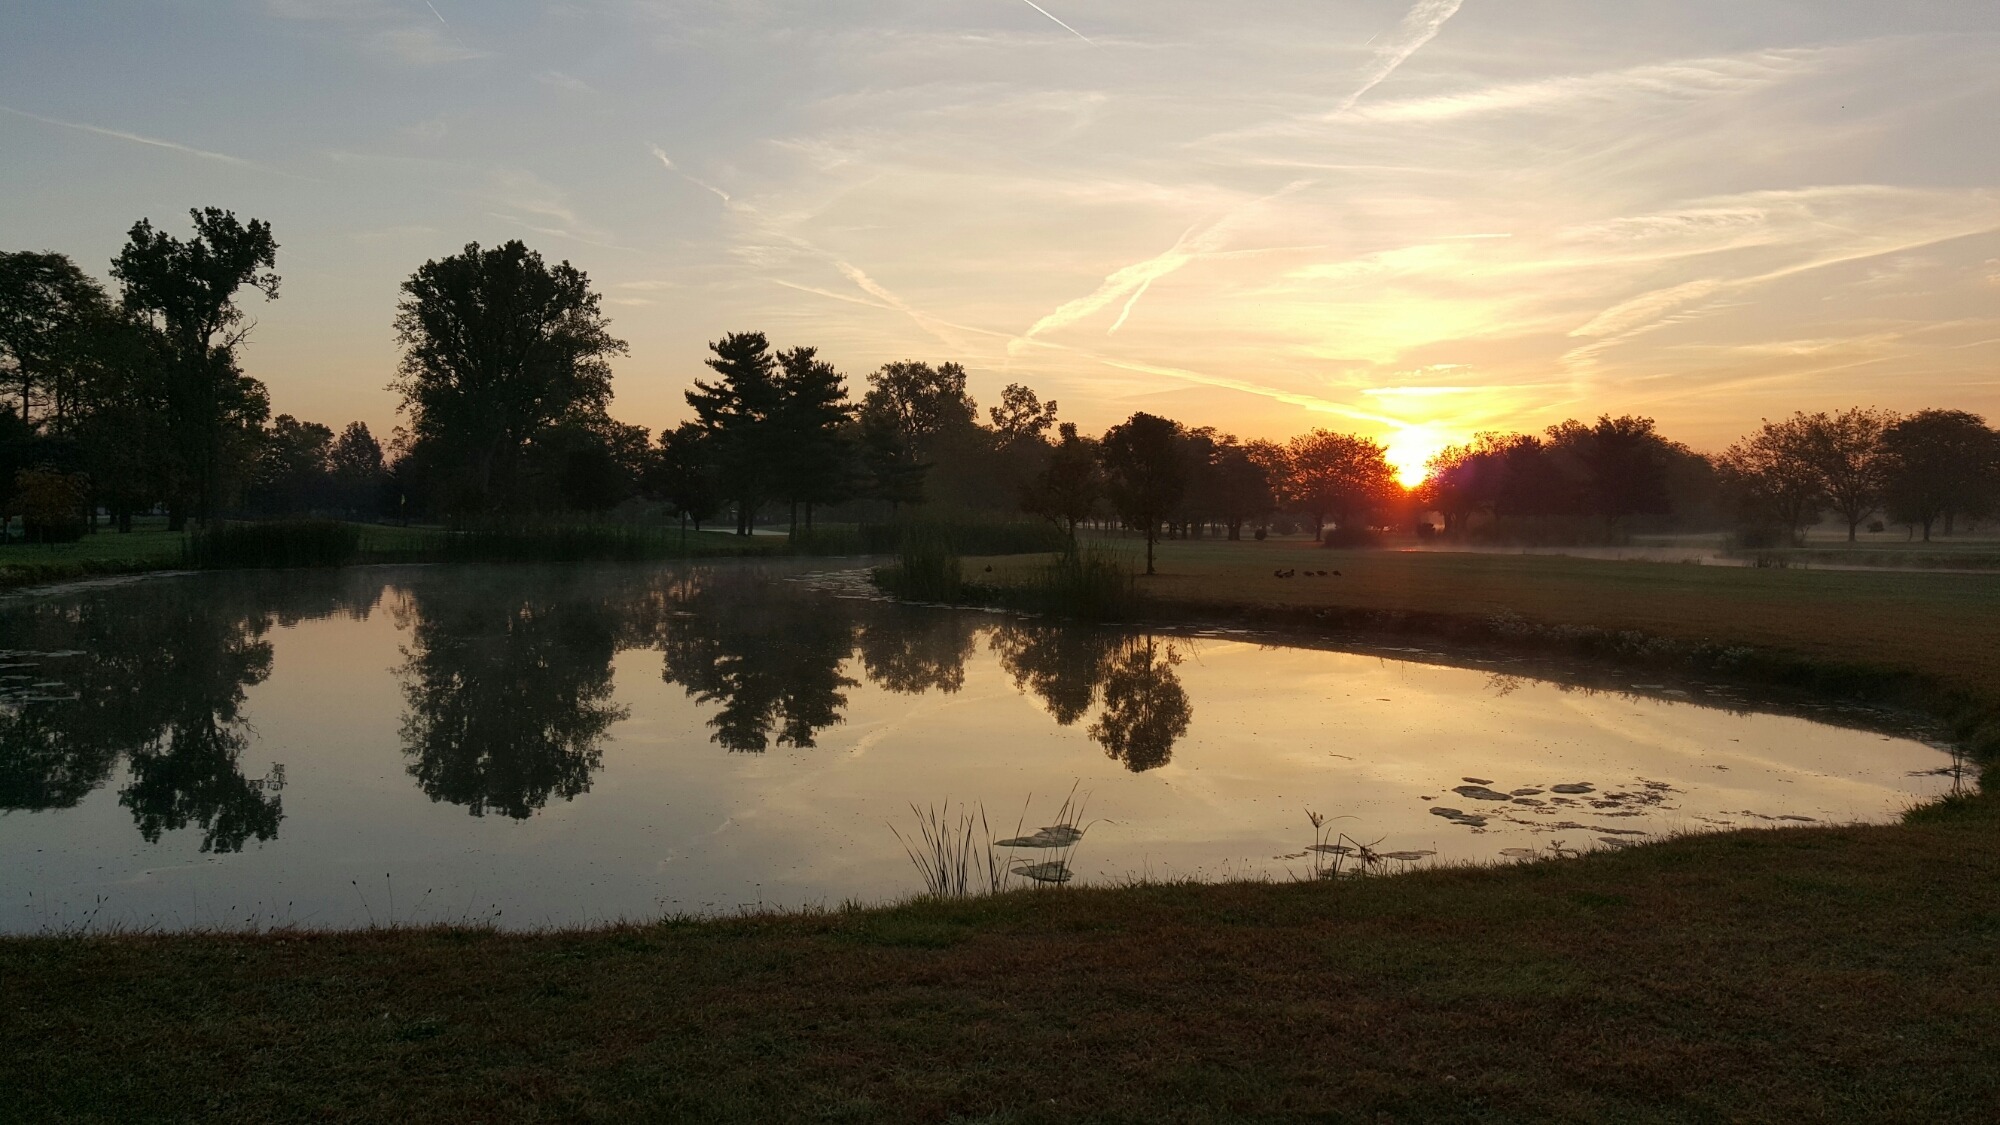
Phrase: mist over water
[{"left": 0, "top": 562, "right": 1957, "bottom": 932}]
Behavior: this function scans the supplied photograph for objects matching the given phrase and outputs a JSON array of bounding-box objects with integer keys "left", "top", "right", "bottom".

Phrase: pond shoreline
[{"left": 6, "top": 554, "right": 1997, "bottom": 1120}]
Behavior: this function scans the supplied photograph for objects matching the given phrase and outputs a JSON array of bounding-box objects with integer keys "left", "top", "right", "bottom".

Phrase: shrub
[
  {"left": 788, "top": 524, "right": 866, "bottom": 556},
  {"left": 185, "top": 520, "right": 362, "bottom": 569},
  {"left": 1321, "top": 525, "right": 1383, "bottom": 549}
]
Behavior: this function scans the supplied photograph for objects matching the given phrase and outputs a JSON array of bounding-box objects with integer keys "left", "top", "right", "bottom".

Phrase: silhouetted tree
[
  {"left": 1100, "top": 412, "right": 1187, "bottom": 575},
  {"left": 391, "top": 240, "right": 624, "bottom": 515},
  {"left": 328, "top": 421, "right": 386, "bottom": 517},
  {"left": 0, "top": 250, "right": 111, "bottom": 427},
  {"left": 246, "top": 413, "right": 333, "bottom": 515},
  {"left": 1879, "top": 410, "right": 1996, "bottom": 540},
  {"left": 1088, "top": 637, "right": 1191, "bottom": 772},
  {"left": 647, "top": 421, "right": 723, "bottom": 533},
  {"left": 1210, "top": 440, "right": 1272, "bottom": 540},
  {"left": 112, "top": 208, "right": 280, "bottom": 525},
  {"left": 1801, "top": 408, "right": 1895, "bottom": 541},
  {"left": 1020, "top": 422, "right": 1100, "bottom": 546},
  {"left": 1547, "top": 416, "right": 1674, "bottom": 527},
  {"left": 988, "top": 383, "right": 1058, "bottom": 446},
  {"left": 1286, "top": 429, "right": 1396, "bottom": 539},
  {"left": 773, "top": 345, "right": 854, "bottom": 531},
  {"left": 1717, "top": 415, "right": 1823, "bottom": 543},
  {"left": 686, "top": 331, "right": 781, "bottom": 534}
]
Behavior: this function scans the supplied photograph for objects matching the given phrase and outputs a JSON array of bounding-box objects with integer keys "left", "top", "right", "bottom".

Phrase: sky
[{"left": 4, "top": 1, "right": 1998, "bottom": 479}]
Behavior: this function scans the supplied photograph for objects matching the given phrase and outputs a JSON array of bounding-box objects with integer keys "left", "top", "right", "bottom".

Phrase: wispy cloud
[
  {"left": 1341, "top": 0, "right": 1466, "bottom": 112},
  {"left": 1, "top": 104, "right": 256, "bottom": 167}
]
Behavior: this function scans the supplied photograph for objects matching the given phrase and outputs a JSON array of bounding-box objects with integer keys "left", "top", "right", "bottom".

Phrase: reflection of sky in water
[{"left": 0, "top": 564, "right": 1959, "bottom": 933}]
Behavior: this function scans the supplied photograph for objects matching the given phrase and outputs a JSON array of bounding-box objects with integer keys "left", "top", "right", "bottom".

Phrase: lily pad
[
  {"left": 1452, "top": 785, "right": 1513, "bottom": 802},
  {"left": 1462, "top": 777, "right": 1495, "bottom": 785},
  {"left": 1378, "top": 850, "right": 1436, "bottom": 862},
  {"left": 1012, "top": 861, "right": 1072, "bottom": 883},
  {"left": 1498, "top": 848, "right": 1539, "bottom": 859},
  {"left": 1550, "top": 783, "right": 1594, "bottom": 795},
  {"left": 1307, "top": 843, "right": 1354, "bottom": 855},
  {"left": 995, "top": 825, "right": 1085, "bottom": 849}
]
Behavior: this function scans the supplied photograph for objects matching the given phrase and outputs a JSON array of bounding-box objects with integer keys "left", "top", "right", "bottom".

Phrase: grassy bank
[
  {"left": 8, "top": 534, "right": 2000, "bottom": 1121},
  {"left": 5, "top": 797, "right": 1994, "bottom": 1122}
]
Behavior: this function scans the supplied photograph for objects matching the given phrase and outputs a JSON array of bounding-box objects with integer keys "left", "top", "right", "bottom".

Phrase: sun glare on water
[{"left": 1384, "top": 427, "right": 1451, "bottom": 490}]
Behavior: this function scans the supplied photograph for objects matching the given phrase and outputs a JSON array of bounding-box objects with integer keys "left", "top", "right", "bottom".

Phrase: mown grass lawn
[{"left": 1029, "top": 535, "right": 2000, "bottom": 695}]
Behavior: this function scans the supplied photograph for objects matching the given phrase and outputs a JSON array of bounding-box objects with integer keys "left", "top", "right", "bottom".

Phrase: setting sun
[{"left": 1383, "top": 426, "right": 1452, "bottom": 490}]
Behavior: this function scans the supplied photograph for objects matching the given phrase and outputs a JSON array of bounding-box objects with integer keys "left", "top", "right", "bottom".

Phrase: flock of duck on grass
[{"left": 1272, "top": 568, "right": 1342, "bottom": 579}]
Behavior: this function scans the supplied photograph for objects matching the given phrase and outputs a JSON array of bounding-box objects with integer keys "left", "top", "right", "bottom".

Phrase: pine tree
[
  {"left": 772, "top": 346, "right": 854, "bottom": 531},
  {"left": 685, "top": 332, "right": 780, "bottom": 535}
]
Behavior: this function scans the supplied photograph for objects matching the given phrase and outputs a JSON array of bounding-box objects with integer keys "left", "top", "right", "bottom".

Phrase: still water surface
[{"left": 0, "top": 563, "right": 1958, "bottom": 932}]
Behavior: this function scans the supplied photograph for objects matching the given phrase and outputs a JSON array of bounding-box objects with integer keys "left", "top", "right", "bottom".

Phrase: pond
[{"left": 0, "top": 562, "right": 1962, "bottom": 932}]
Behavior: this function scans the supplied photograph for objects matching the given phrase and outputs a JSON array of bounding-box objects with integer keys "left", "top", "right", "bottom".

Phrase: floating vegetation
[
  {"left": 1429, "top": 807, "right": 1489, "bottom": 828},
  {"left": 1012, "top": 861, "right": 1072, "bottom": 884},
  {"left": 995, "top": 825, "right": 1085, "bottom": 849},
  {"left": 1452, "top": 785, "right": 1514, "bottom": 802}
]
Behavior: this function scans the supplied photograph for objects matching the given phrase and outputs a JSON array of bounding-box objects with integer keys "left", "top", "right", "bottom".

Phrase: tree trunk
[{"left": 1144, "top": 523, "right": 1157, "bottom": 576}]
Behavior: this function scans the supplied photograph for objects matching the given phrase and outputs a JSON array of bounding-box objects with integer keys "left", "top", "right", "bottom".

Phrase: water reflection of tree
[
  {"left": 857, "top": 610, "right": 974, "bottom": 695},
  {"left": 1087, "top": 638, "right": 1191, "bottom": 772},
  {"left": 395, "top": 575, "right": 630, "bottom": 818},
  {"left": 988, "top": 623, "right": 1192, "bottom": 771},
  {"left": 0, "top": 574, "right": 373, "bottom": 850},
  {"left": 658, "top": 576, "right": 857, "bottom": 751},
  {"left": 988, "top": 622, "right": 1120, "bottom": 726}
]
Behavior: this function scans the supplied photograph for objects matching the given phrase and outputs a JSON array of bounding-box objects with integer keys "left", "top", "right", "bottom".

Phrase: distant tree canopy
[
  {"left": 9, "top": 219, "right": 1998, "bottom": 548},
  {"left": 391, "top": 240, "right": 626, "bottom": 516}
]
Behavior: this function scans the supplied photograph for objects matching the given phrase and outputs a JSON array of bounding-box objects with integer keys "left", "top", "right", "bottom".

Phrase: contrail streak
[
  {"left": 424, "top": 1, "right": 448, "bottom": 27},
  {"left": 1, "top": 104, "right": 253, "bottom": 167},
  {"left": 1017, "top": 0, "right": 1092, "bottom": 43},
  {"left": 1342, "top": 0, "right": 1465, "bottom": 111}
]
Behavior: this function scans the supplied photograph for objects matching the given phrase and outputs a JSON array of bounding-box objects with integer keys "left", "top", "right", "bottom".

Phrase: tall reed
[
  {"left": 876, "top": 527, "right": 962, "bottom": 601},
  {"left": 183, "top": 520, "right": 362, "bottom": 569},
  {"left": 1006, "top": 544, "right": 1139, "bottom": 620}
]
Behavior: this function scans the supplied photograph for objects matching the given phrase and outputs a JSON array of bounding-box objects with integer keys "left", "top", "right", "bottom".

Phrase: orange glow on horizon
[{"left": 1383, "top": 426, "right": 1452, "bottom": 490}]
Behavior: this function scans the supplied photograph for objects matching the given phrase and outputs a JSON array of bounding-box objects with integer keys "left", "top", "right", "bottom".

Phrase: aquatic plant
[
  {"left": 875, "top": 527, "right": 962, "bottom": 602},
  {"left": 1005, "top": 544, "right": 1140, "bottom": 621},
  {"left": 890, "top": 801, "right": 1012, "bottom": 899},
  {"left": 891, "top": 784, "right": 1094, "bottom": 898}
]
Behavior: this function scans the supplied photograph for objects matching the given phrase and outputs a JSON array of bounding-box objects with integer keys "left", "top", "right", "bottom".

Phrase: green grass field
[
  {"left": 6, "top": 532, "right": 1998, "bottom": 1121},
  {"left": 989, "top": 535, "right": 2000, "bottom": 696}
]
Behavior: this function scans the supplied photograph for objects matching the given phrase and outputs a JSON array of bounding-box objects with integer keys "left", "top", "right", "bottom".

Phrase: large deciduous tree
[
  {"left": 112, "top": 208, "right": 280, "bottom": 524},
  {"left": 1020, "top": 421, "right": 1100, "bottom": 546},
  {"left": 1801, "top": 407, "right": 1894, "bottom": 541},
  {"left": 1717, "top": 415, "right": 1824, "bottom": 543},
  {"left": 0, "top": 250, "right": 112, "bottom": 428},
  {"left": 1286, "top": 430, "right": 1397, "bottom": 540},
  {"left": 1878, "top": 410, "right": 1996, "bottom": 540},
  {"left": 1099, "top": 412, "right": 1187, "bottom": 575},
  {"left": 391, "top": 240, "right": 624, "bottom": 515}
]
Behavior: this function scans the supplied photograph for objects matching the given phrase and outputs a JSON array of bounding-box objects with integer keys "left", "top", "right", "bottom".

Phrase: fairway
[{"left": 1045, "top": 536, "right": 2000, "bottom": 696}]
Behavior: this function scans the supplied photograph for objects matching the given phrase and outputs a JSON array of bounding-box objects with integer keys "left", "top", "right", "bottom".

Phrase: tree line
[{"left": 5, "top": 215, "right": 1994, "bottom": 549}]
